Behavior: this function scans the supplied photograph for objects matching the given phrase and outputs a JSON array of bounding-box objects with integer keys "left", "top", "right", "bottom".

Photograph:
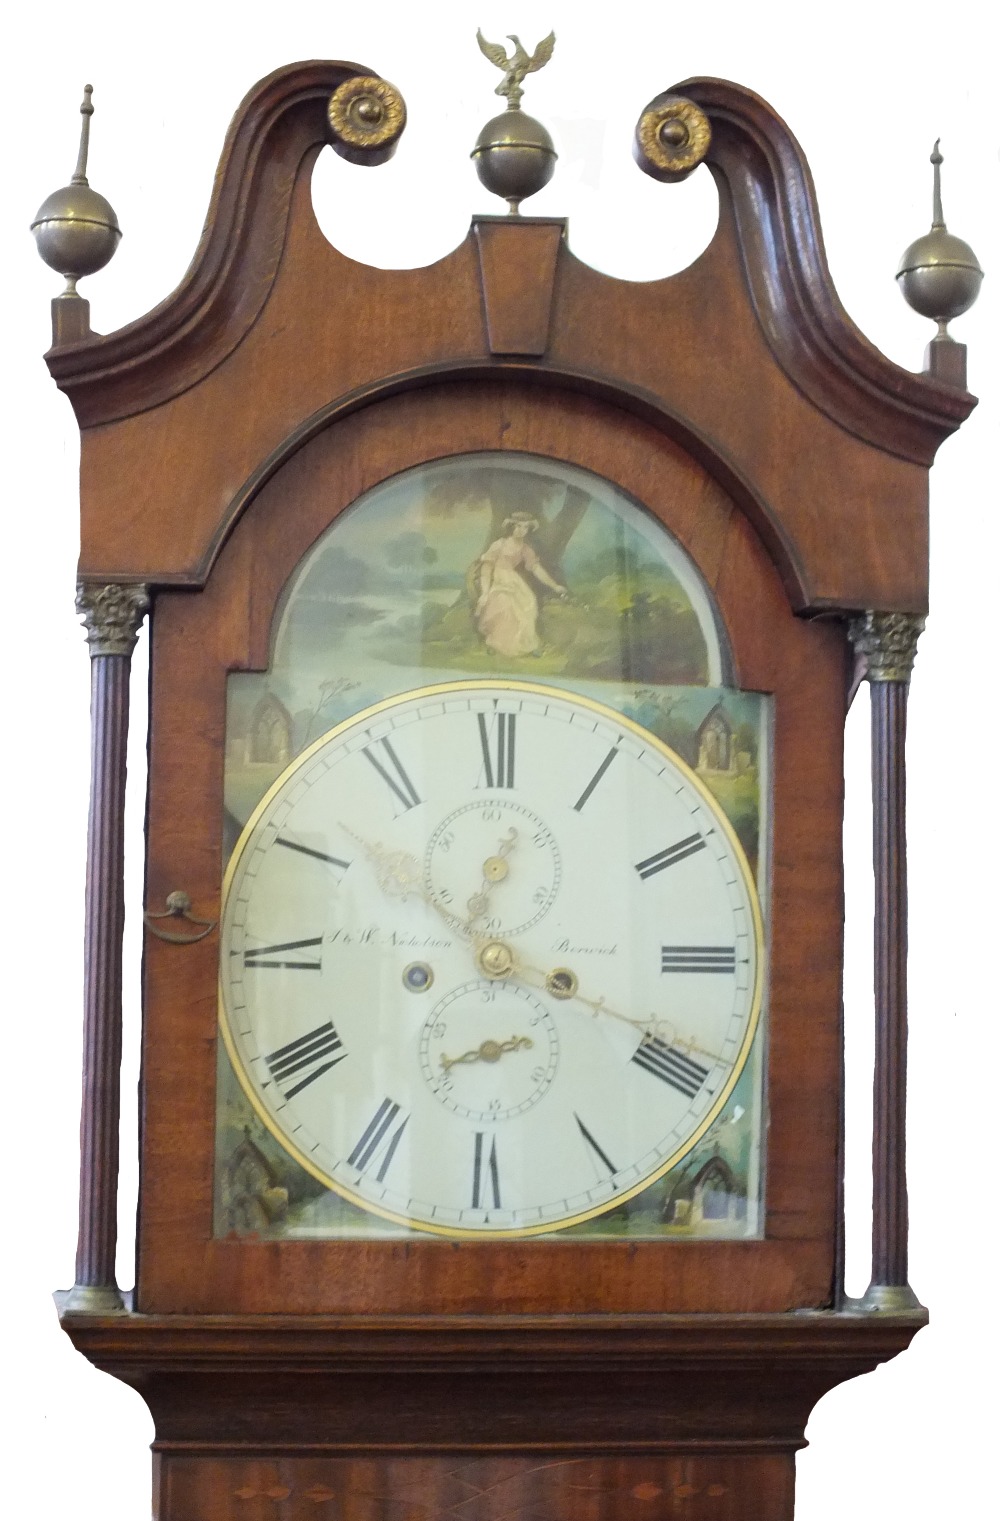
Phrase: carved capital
[
  {"left": 848, "top": 611, "right": 925, "bottom": 684},
  {"left": 77, "top": 582, "right": 150, "bottom": 657}
]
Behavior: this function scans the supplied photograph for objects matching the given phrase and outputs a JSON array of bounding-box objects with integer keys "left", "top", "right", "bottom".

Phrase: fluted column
[
  {"left": 848, "top": 611, "right": 925, "bottom": 1313},
  {"left": 65, "top": 583, "right": 149, "bottom": 1314}
]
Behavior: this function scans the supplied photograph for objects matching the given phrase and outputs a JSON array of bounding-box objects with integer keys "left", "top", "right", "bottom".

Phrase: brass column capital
[
  {"left": 847, "top": 611, "right": 925, "bottom": 684},
  {"left": 77, "top": 582, "right": 150, "bottom": 657}
]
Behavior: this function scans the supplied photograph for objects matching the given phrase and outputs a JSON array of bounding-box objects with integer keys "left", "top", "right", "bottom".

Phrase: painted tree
[{"left": 423, "top": 465, "right": 590, "bottom": 576}]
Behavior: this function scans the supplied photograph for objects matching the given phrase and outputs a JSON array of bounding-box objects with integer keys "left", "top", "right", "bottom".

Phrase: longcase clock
[{"left": 34, "top": 47, "right": 980, "bottom": 1521}]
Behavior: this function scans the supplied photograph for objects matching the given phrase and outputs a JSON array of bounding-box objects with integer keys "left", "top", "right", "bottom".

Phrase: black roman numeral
[
  {"left": 632, "top": 1035, "right": 710, "bottom": 1098},
  {"left": 661, "top": 945, "right": 736, "bottom": 974},
  {"left": 348, "top": 1098, "right": 409, "bottom": 1181},
  {"left": 472, "top": 1131, "right": 501, "bottom": 1209},
  {"left": 362, "top": 736, "right": 421, "bottom": 812},
  {"left": 265, "top": 1021, "right": 346, "bottom": 1099},
  {"left": 478, "top": 711, "right": 516, "bottom": 789},
  {"left": 275, "top": 836, "right": 351, "bottom": 872},
  {"left": 242, "top": 936, "right": 323, "bottom": 970},
  {"left": 573, "top": 746, "right": 619, "bottom": 811},
  {"left": 635, "top": 833, "right": 706, "bottom": 880},
  {"left": 575, "top": 1113, "right": 618, "bottom": 1184}
]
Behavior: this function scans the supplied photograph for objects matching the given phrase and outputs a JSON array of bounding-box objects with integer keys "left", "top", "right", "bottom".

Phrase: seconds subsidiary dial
[{"left": 219, "top": 682, "right": 764, "bottom": 1236}]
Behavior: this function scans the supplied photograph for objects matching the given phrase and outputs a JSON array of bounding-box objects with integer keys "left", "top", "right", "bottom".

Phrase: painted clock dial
[{"left": 219, "top": 681, "right": 764, "bottom": 1237}]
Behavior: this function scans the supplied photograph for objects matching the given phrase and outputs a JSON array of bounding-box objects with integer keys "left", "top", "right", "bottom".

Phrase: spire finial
[
  {"left": 930, "top": 139, "right": 945, "bottom": 229},
  {"left": 896, "top": 137, "right": 983, "bottom": 383},
  {"left": 72, "top": 85, "right": 95, "bottom": 185},
  {"left": 31, "top": 84, "right": 122, "bottom": 310}
]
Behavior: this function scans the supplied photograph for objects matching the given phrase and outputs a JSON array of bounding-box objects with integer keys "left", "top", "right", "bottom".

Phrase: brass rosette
[
  {"left": 327, "top": 75, "right": 406, "bottom": 165},
  {"left": 633, "top": 96, "right": 712, "bottom": 183}
]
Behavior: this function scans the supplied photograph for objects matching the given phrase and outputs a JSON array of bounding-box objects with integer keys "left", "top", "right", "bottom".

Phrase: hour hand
[
  {"left": 340, "top": 824, "right": 477, "bottom": 933},
  {"left": 340, "top": 825, "right": 423, "bottom": 901}
]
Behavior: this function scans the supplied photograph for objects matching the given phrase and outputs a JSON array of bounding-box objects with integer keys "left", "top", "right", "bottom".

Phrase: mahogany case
[{"left": 49, "top": 59, "right": 976, "bottom": 1521}]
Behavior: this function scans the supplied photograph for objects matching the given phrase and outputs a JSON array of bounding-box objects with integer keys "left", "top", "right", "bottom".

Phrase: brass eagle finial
[{"left": 476, "top": 29, "right": 556, "bottom": 109}]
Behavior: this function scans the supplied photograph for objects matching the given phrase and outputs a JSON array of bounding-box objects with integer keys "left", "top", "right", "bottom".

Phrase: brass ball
[
  {"left": 31, "top": 181, "right": 121, "bottom": 280},
  {"left": 896, "top": 227, "right": 984, "bottom": 323},
  {"left": 472, "top": 110, "right": 557, "bottom": 210}
]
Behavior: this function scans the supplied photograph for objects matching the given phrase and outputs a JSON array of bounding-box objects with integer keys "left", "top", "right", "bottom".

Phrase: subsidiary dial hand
[
  {"left": 439, "top": 1034, "right": 533, "bottom": 1072},
  {"left": 466, "top": 827, "right": 519, "bottom": 923}
]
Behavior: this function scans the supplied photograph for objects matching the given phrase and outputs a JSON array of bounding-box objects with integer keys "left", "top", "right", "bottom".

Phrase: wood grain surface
[
  {"left": 871, "top": 680, "right": 912, "bottom": 1289},
  {"left": 153, "top": 1454, "right": 796, "bottom": 1520},
  {"left": 76, "top": 654, "right": 131, "bottom": 1297},
  {"left": 60, "top": 1307, "right": 924, "bottom": 1520},
  {"left": 43, "top": 67, "right": 973, "bottom": 612},
  {"left": 138, "top": 383, "right": 847, "bottom": 1316},
  {"left": 46, "top": 58, "right": 965, "bottom": 1518}
]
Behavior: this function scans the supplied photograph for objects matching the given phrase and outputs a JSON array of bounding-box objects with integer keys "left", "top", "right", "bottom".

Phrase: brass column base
[
  {"left": 61, "top": 1283, "right": 128, "bottom": 1315},
  {"left": 859, "top": 1282, "right": 924, "bottom": 1314}
]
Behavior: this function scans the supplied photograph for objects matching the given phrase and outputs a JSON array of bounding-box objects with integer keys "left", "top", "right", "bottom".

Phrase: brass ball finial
[
  {"left": 472, "top": 109, "right": 557, "bottom": 214},
  {"left": 896, "top": 140, "right": 983, "bottom": 332},
  {"left": 31, "top": 86, "right": 120, "bottom": 296},
  {"left": 471, "top": 30, "right": 558, "bottom": 214},
  {"left": 31, "top": 85, "right": 122, "bottom": 295}
]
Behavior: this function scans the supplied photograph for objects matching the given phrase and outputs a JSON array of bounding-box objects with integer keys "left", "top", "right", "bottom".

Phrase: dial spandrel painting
[{"left": 215, "top": 454, "right": 771, "bottom": 1241}]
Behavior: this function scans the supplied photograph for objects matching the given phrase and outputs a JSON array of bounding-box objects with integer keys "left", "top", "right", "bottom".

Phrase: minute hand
[{"left": 498, "top": 946, "right": 728, "bottom": 1066}]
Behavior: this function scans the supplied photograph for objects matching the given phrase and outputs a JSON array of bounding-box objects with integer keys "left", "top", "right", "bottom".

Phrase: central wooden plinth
[{"left": 61, "top": 1308, "right": 924, "bottom": 1520}]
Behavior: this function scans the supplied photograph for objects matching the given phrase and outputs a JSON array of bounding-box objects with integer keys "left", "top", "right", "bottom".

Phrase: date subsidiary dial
[
  {"left": 218, "top": 681, "right": 764, "bottom": 1237},
  {"left": 419, "top": 979, "right": 559, "bottom": 1121}
]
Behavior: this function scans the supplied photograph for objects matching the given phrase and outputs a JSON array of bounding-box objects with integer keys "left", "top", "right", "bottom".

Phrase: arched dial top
[{"left": 219, "top": 681, "right": 764, "bottom": 1238}]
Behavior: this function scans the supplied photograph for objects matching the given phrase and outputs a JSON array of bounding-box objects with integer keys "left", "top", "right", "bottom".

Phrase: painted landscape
[{"left": 215, "top": 453, "right": 768, "bottom": 1241}]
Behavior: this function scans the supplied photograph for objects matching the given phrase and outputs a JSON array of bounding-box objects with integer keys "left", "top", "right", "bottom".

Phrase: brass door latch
[{"left": 143, "top": 890, "right": 216, "bottom": 944}]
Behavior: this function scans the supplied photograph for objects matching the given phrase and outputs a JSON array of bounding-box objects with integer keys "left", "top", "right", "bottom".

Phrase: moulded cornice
[
  {"left": 44, "top": 60, "right": 371, "bottom": 426},
  {"left": 671, "top": 76, "right": 976, "bottom": 462}
]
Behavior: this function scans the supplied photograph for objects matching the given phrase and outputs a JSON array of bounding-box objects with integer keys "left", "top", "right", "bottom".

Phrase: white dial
[{"left": 219, "top": 681, "right": 764, "bottom": 1237}]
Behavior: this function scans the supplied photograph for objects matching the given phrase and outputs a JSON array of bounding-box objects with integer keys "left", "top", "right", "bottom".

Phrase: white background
[{"left": 3, "top": 1, "right": 996, "bottom": 1516}]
